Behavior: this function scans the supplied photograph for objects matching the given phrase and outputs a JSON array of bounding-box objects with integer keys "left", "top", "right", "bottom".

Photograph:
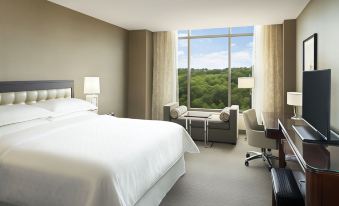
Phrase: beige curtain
[
  {"left": 254, "top": 25, "right": 283, "bottom": 115},
  {"left": 152, "top": 31, "right": 177, "bottom": 120}
]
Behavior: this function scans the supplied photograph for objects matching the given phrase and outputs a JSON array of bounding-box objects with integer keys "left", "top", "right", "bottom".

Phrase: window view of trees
[
  {"left": 178, "top": 27, "right": 253, "bottom": 112},
  {"left": 178, "top": 67, "right": 252, "bottom": 110}
]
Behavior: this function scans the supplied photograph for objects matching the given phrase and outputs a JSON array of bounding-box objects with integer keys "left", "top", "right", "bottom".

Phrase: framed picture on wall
[{"left": 303, "top": 33, "right": 318, "bottom": 71}]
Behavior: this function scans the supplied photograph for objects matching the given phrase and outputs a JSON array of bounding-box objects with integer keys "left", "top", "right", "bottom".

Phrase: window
[{"left": 177, "top": 27, "right": 253, "bottom": 111}]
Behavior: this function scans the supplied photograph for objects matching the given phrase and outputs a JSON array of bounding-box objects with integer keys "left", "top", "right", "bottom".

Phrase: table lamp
[
  {"left": 84, "top": 77, "right": 100, "bottom": 107},
  {"left": 238, "top": 77, "right": 255, "bottom": 89},
  {"left": 287, "top": 92, "right": 302, "bottom": 120},
  {"left": 238, "top": 77, "right": 255, "bottom": 109}
]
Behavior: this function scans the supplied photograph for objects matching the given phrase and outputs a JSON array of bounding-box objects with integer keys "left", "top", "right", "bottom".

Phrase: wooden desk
[
  {"left": 262, "top": 112, "right": 339, "bottom": 206},
  {"left": 261, "top": 112, "right": 287, "bottom": 168}
]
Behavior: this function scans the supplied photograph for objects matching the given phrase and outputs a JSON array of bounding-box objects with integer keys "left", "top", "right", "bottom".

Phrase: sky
[{"left": 178, "top": 27, "right": 254, "bottom": 69}]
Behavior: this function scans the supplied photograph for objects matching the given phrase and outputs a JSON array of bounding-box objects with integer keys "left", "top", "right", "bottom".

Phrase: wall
[
  {"left": 127, "top": 30, "right": 153, "bottom": 119},
  {"left": 0, "top": 0, "right": 128, "bottom": 116},
  {"left": 296, "top": 0, "right": 339, "bottom": 132},
  {"left": 283, "top": 19, "right": 296, "bottom": 114}
]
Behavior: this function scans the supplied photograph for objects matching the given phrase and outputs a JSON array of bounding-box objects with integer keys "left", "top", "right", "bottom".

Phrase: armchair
[{"left": 164, "top": 103, "right": 239, "bottom": 144}]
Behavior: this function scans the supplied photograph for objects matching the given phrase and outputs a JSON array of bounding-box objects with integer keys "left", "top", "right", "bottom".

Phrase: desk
[
  {"left": 261, "top": 112, "right": 286, "bottom": 168},
  {"left": 182, "top": 115, "right": 211, "bottom": 148},
  {"left": 262, "top": 112, "right": 339, "bottom": 206}
]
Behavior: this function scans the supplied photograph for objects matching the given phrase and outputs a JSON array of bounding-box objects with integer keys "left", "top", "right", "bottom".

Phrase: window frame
[{"left": 178, "top": 28, "right": 254, "bottom": 111}]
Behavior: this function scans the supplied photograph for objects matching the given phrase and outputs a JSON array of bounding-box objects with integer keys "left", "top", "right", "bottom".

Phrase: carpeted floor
[{"left": 160, "top": 135, "right": 276, "bottom": 206}]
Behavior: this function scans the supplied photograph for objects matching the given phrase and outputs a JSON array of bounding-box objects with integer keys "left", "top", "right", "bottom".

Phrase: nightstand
[{"left": 106, "top": 112, "right": 115, "bottom": 116}]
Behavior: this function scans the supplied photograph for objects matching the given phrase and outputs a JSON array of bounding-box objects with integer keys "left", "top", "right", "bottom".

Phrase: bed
[{"left": 0, "top": 81, "right": 199, "bottom": 206}]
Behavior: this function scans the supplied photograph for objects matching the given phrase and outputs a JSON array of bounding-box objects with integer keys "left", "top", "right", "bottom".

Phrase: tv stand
[{"left": 261, "top": 112, "right": 339, "bottom": 206}]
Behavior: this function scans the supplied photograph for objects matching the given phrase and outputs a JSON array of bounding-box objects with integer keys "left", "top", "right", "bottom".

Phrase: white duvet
[{"left": 0, "top": 115, "right": 199, "bottom": 206}]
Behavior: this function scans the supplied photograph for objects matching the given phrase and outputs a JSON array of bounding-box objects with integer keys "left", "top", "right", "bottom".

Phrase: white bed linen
[
  {"left": 32, "top": 98, "right": 97, "bottom": 116},
  {"left": 0, "top": 115, "right": 198, "bottom": 206},
  {"left": 135, "top": 156, "right": 185, "bottom": 206},
  {"left": 0, "top": 104, "right": 53, "bottom": 126},
  {"left": 0, "top": 119, "right": 50, "bottom": 137},
  {"left": 47, "top": 110, "right": 98, "bottom": 121}
]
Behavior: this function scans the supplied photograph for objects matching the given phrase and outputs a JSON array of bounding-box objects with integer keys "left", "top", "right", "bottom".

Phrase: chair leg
[
  {"left": 246, "top": 154, "right": 262, "bottom": 161},
  {"left": 245, "top": 153, "right": 263, "bottom": 166},
  {"left": 268, "top": 154, "right": 279, "bottom": 160},
  {"left": 246, "top": 151, "right": 262, "bottom": 159},
  {"left": 272, "top": 189, "right": 276, "bottom": 206},
  {"left": 245, "top": 149, "right": 278, "bottom": 169},
  {"left": 263, "top": 154, "right": 273, "bottom": 169}
]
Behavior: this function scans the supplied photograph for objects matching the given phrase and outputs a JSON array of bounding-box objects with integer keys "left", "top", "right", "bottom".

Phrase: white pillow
[
  {"left": 32, "top": 98, "right": 97, "bottom": 116},
  {"left": 170, "top": 105, "right": 187, "bottom": 119},
  {"left": 0, "top": 104, "right": 53, "bottom": 127},
  {"left": 219, "top": 107, "right": 230, "bottom": 121}
]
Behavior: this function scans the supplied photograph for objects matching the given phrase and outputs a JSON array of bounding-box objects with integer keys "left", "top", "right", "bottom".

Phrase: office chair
[{"left": 243, "top": 109, "right": 278, "bottom": 169}]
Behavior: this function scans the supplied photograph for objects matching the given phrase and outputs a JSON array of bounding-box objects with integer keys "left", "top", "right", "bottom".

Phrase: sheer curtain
[
  {"left": 253, "top": 25, "right": 283, "bottom": 121},
  {"left": 152, "top": 31, "right": 177, "bottom": 120}
]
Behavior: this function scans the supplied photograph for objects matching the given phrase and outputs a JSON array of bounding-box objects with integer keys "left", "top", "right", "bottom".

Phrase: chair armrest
[
  {"left": 230, "top": 105, "right": 239, "bottom": 111},
  {"left": 163, "top": 102, "right": 179, "bottom": 121},
  {"left": 229, "top": 105, "right": 239, "bottom": 139},
  {"left": 229, "top": 105, "right": 239, "bottom": 129}
]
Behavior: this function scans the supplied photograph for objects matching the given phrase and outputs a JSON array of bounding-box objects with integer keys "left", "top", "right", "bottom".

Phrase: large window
[{"left": 177, "top": 27, "right": 253, "bottom": 111}]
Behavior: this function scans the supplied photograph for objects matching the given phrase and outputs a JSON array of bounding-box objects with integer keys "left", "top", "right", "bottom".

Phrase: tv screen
[{"left": 302, "top": 69, "right": 331, "bottom": 139}]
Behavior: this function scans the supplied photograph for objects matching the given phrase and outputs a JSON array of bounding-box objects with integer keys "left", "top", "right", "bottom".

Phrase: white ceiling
[{"left": 48, "top": 0, "right": 310, "bottom": 32}]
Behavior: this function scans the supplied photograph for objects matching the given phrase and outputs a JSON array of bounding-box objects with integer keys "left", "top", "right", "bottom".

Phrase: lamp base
[
  {"left": 291, "top": 106, "right": 302, "bottom": 120},
  {"left": 291, "top": 116, "right": 302, "bottom": 120},
  {"left": 86, "top": 94, "right": 99, "bottom": 107}
]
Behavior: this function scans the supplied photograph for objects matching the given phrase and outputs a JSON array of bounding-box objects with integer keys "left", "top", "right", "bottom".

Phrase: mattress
[{"left": 0, "top": 114, "right": 199, "bottom": 206}]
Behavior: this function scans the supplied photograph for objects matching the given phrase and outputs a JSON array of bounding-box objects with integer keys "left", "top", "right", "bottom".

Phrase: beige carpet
[{"left": 160, "top": 135, "right": 275, "bottom": 206}]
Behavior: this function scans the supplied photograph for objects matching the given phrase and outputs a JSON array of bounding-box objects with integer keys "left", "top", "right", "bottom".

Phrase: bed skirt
[{"left": 135, "top": 155, "right": 186, "bottom": 206}]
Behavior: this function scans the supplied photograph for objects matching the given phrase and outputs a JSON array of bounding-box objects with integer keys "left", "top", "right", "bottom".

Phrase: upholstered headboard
[{"left": 0, "top": 80, "right": 74, "bottom": 105}]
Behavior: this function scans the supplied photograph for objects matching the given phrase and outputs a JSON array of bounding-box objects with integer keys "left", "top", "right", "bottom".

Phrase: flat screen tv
[{"left": 302, "top": 69, "right": 331, "bottom": 140}]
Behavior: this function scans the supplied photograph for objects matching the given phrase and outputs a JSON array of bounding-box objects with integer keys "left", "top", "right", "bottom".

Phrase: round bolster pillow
[
  {"left": 219, "top": 107, "right": 230, "bottom": 121},
  {"left": 170, "top": 105, "right": 187, "bottom": 119}
]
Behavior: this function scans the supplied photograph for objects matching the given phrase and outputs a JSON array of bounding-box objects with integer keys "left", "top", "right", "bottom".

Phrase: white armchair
[{"left": 243, "top": 109, "right": 278, "bottom": 169}]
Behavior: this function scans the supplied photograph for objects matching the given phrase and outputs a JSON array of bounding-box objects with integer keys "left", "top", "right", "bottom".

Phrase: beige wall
[
  {"left": 296, "top": 0, "right": 339, "bottom": 132},
  {"left": 283, "top": 19, "right": 296, "bottom": 114},
  {"left": 0, "top": 0, "right": 128, "bottom": 116},
  {"left": 127, "top": 30, "right": 153, "bottom": 119}
]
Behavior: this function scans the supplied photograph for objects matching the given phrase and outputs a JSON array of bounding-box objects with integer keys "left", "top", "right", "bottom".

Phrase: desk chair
[{"left": 243, "top": 109, "right": 278, "bottom": 168}]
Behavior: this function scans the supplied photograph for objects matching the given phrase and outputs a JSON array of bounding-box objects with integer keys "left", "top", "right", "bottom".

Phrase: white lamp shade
[
  {"left": 287, "top": 92, "right": 302, "bottom": 106},
  {"left": 238, "top": 77, "right": 255, "bottom": 88},
  {"left": 84, "top": 77, "right": 100, "bottom": 94}
]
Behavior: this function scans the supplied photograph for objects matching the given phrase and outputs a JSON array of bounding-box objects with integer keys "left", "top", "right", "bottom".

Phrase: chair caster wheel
[
  {"left": 245, "top": 161, "right": 249, "bottom": 167},
  {"left": 246, "top": 153, "right": 250, "bottom": 158}
]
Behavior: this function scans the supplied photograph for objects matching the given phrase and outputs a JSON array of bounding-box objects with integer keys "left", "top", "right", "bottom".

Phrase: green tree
[{"left": 178, "top": 67, "right": 252, "bottom": 111}]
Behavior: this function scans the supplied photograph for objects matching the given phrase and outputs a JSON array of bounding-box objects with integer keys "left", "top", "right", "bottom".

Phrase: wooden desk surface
[
  {"left": 261, "top": 112, "right": 284, "bottom": 129},
  {"left": 261, "top": 112, "right": 288, "bottom": 139}
]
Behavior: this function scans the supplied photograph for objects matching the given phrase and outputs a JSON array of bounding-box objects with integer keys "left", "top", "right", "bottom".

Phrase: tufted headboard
[{"left": 0, "top": 80, "right": 74, "bottom": 105}]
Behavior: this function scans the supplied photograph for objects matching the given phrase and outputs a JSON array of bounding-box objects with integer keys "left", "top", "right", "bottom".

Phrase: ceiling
[{"left": 48, "top": 0, "right": 310, "bottom": 32}]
